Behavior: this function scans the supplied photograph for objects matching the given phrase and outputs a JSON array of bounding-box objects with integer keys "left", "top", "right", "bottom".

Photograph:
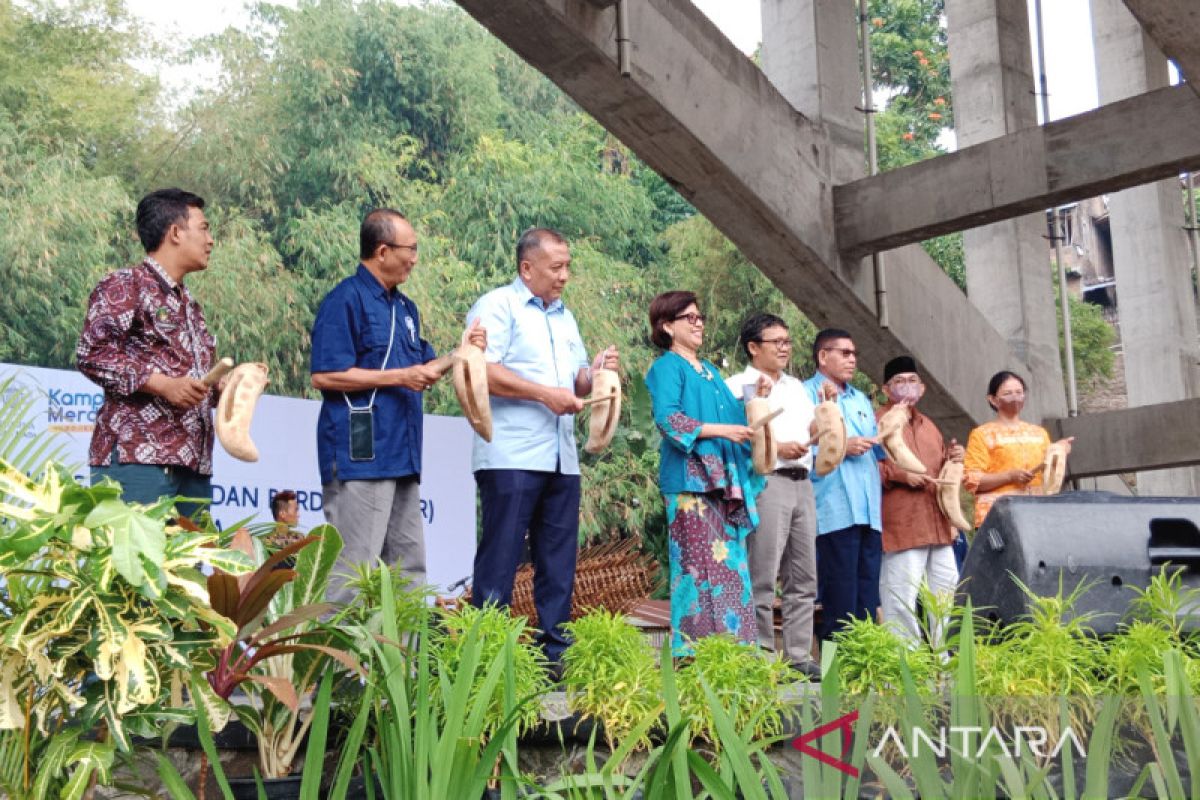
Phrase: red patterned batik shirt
[{"left": 76, "top": 258, "right": 217, "bottom": 474}]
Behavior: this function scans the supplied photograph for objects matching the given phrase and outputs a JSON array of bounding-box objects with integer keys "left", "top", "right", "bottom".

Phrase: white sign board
[{"left": 0, "top": 363, "right": 477, "bottom": 592}]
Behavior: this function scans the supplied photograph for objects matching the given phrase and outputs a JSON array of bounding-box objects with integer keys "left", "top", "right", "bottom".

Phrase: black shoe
[{"left": 789, "top": 659, "right": 822, "bottom": 681}]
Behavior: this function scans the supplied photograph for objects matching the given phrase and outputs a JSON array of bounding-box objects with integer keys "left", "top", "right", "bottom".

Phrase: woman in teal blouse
[{"left": 644, "top": 290, "right": 765, "bottom": 656}]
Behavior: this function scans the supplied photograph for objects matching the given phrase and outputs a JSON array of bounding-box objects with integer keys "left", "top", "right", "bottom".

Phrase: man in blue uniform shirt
[
  {"left": 311, "top": 208, "right": 483, "bottom": 603},
  {"left": 466, "top": 227, "right": 619, "bottom": 669},
  {"left": 803, "top": 328, "right": 887, "bottom": 641}
]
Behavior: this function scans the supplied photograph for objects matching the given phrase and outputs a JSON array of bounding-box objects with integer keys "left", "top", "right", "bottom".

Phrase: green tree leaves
[
  {"left": 869, "top": 0, "right": 953, "bottom": 159},
  {"left": 0, "top": 0, "right": 160, "bottom": 176}
]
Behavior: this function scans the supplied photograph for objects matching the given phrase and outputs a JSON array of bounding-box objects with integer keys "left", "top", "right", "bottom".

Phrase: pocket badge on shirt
[
  {"left": 153, "top": 307, "right": 178, "bottom": 332},
  {"left": 405, "top": 316, "right": 416, "bottom": 344}
]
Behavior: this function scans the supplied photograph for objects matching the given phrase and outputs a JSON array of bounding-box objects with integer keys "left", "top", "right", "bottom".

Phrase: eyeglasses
[
  {"left": 674, "top": 313, "right": 707, "bottom": 326},
  {"left": 821, "top": 347, "right": 858, "bottom": 359},
  {"left": 758, "top": 337, "right": 792, "bottom": 349},
  {"left": 995, "top": 390, "right": 1025, "bottom": 400},
  {"left": 383, "top": 241, "right": 419, "bottom": 254},
  {"left": 888, "top": 375, "right": 922, "bottom": 385}
]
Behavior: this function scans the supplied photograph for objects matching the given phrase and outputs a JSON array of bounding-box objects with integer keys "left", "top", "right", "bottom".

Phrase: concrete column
[
  {"left": 1092, "top": 0, "right": 1200, "bottom": 496},
  {"left": 760, "top": 0, "right": 864, "bottom": 185},
  {"left": 946, "top": 0, "right": 1067, "bottom": 424},
  {"left": 760, "top": 0, "right": 879, "bottom": 332}
]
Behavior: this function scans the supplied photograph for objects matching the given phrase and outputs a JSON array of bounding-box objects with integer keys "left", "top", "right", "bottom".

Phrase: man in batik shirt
[{"left": 76, "top": 188, "right": 218, "bottom": 519}]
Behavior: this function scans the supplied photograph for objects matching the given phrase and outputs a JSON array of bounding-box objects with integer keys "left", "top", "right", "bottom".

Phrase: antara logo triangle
[{"left": 791, "top": 710, "right": 860, "bottom": 778}]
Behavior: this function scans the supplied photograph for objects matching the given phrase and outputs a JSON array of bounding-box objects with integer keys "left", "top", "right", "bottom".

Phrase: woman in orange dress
[{"left": 963, "top": 370, "right": 1074, "bottom": 528}]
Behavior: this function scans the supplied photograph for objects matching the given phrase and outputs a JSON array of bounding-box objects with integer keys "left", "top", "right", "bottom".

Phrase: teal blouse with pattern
[{"left": 644, "top": 351, "right": 765, "bottom": 504}]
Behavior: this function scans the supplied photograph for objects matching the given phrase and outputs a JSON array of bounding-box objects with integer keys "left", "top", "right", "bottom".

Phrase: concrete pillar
[
  {"left": 1091, "top": 0, "right": 1200, "bottom": 496},
  {"left": 760, "top": 0, "right": 864, "bottom": 185},
  {"left": 761, "top": 0, "right": 882, "bottom": 335},
  {"left": 946, "top": 0, "right": 1068, "bottom": 424}
]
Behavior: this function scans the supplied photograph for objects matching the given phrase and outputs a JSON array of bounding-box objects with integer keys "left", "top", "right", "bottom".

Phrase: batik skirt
[{"left": 666, "top": 491, "right": 756, "bottom": 656}]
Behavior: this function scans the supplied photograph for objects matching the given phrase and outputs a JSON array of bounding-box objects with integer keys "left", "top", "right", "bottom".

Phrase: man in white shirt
[{"left": 726, "top": 314, "right": 820, "bottom": 679}]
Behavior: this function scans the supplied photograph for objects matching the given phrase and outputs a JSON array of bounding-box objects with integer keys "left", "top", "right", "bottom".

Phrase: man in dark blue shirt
[{"left": 310, "top": 209, "right": 483, "bottom": 602}]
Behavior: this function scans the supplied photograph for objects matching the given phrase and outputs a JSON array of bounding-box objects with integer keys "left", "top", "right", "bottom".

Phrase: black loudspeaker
[{"left": 958, "top": 493, "right": 1200, "bottom": 634}]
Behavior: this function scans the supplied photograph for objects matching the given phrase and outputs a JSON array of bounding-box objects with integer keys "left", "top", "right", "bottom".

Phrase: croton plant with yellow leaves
[{"left": 0, "top": 457, "right": 255, "bottom": 759}]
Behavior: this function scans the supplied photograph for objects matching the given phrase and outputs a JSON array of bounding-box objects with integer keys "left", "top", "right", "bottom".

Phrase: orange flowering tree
[
  {"left": 867, "top": 0, "right": 964, "bottom": 289},
  {"left": 867, "top": 0, "right": 953, "bottom": 169}
]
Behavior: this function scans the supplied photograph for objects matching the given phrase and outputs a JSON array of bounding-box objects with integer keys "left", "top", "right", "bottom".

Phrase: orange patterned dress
[{"left": 963, "top": 419, "right": 1051, "bottom": 528}]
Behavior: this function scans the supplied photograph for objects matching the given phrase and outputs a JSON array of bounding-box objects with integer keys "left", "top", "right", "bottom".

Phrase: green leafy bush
[
  {"left": 675, "top": 635, "right": 794, "bottom": 751},
  {"left": 429, "top": 603, "right": 551, "bottom": 738},
  {"left": 0, "top": 461, "right": 253, "bottom": 796},
  {"left": 336, "top": 559, "right": 434, "bottom": 637},
  {"left": 833, "top": 616, "right": 940, "bottom": 699},
  {"left": 973, "top": 580, "right": 1103, "bottom": 702},
  {"left": 1055, "top": 288, "right": 1116, "bottom": 386},
  {"left": 360, "top": 574, "right": 528, "bottom": 799},
  {"left": 1102, "top": 569, "right": 1200, "bottom": 748},
  {"left": 200, "top": 526, "right": 365, "bottom": 780},
  {"left": 1125, "top": 563, "right": 1200, "bottom": 638},
  {"left": 1103, "top": 621, "right": 1186, "bottom": 697},
  {"left": 561, "top": 609, "right": 662, "bottom": 751}
]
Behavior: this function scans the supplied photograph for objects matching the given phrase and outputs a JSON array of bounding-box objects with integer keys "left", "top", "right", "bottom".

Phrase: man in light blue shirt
[
  {"left": 803, "top": 328, "right": 886, "bottom": 641},
  {"left": 466, "top": 228, "right": 619, "bottom": 668}
]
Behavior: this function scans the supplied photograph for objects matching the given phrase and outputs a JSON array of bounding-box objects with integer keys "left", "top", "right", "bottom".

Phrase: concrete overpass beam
[
  {"left": 454, "top": 0, "right": 1018, "bottom": 435},
  {"left": 833, "top": 85, "right": 1200, "bottom": 257},
  {"left": 1119, "top": 0, "right": 1200, "bottom": 93},
  {"left": 1048, "top": 398, "right": 1200, "bottom": 478}
]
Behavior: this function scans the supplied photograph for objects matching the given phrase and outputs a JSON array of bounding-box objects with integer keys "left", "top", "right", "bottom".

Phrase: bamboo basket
[{"left": 460, "top": 537, "right": 661, "bottom": 621}]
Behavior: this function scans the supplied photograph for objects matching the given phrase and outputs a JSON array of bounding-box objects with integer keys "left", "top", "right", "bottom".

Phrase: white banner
[{"left": 0, "top": 363, "right": 477, "bottom": 592}]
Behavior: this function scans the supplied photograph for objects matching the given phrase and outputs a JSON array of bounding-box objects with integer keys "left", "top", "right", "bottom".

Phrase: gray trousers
[
  {"left": 749, "top": 474, "right": 817, "bottom": 664},
  {"left": 323, "top": 476, "right": 426, "bottom": 605}
]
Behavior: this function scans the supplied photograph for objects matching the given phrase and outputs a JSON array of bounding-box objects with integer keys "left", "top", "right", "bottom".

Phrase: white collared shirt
[{"left": 725, "top": 365, "right": 815, "bottom": 471}]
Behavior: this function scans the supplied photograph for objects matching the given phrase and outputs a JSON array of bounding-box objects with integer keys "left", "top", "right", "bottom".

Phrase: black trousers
[
  {"left": 471, "top": 469, "right": 581, "bottom": 662},
  {"left": 816, "top": 524, "right": 882, "bottom": 641}
]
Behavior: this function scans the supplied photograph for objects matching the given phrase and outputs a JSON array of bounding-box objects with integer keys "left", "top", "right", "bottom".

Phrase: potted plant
[
  {"left": 0, "top": 456, "right": 254, "bottom": 797},
  {"left": 543, "top": 637, "right": 795, "bottom": 799},
  {"left": 350, "top": 567, "right": 536, "bottom": 799},
  {"left": 196, "top": 522, "right": 362, "bottom": 796},
  {"left": 675, "top": 634, "right": 795, "bottom": 753},
  {"left": 561, "top": 608, "right": 663, "bottom": 753},
  {"left": 198, "top": 524, "right": 364, "bottom": 798},
  {"left": 427, "top": 602, "right": 551, "bottom": 741}
]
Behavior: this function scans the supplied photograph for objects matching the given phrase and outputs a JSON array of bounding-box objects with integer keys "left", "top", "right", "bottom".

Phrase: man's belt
[{"left": 772, "top": 467, "right": 809, "bottom": 481}]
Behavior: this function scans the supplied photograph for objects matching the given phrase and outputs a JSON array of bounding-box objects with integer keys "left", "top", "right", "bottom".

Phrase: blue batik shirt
[
  {"left": 802, "top": 373, "right": 886, "bottom": 534},
  {"left": 310, "top": 264, "right": 436, "bottom": 484}
]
